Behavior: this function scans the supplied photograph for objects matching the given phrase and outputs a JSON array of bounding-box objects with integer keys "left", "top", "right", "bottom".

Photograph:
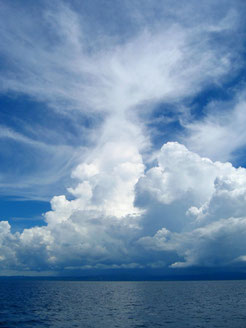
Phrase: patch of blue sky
[
  {"left": 0, "top": 94, "right": 102, "bottom": 229},
  {"left": 0, "top": 94, "right": 99, "bottom": 147},
  {"left": 144, "top": 62, "right": 245, "bottom": 155},
  {"left": 231, "top": 146, "right": 246, "bottom": 168},
  {"left": 189, "top": 67, "right": 246, "bottom": 121},
  {"left": 0, "top": 196, "right": 50, "bottom": 233},
  {"left": 144, "top": 102, "right": 185, "bottom": 151}
]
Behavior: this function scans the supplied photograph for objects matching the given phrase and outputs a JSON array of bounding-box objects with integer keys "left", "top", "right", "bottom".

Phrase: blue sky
[{"left": 1, "top": 0, "right": 246, "bottom": 276}]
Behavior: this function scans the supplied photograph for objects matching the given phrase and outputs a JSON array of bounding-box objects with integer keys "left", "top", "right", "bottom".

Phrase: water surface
[{"left": 1, "top": 280, "right": 246, "bottom": 327}]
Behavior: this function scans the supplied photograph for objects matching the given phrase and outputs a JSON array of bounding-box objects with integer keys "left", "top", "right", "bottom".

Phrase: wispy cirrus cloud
[
  {"left": 182, "top": 93, "right": 246, "bottom": 163},
  {"left": 0, "top": 0, "right": 240, "bottom": 199}
]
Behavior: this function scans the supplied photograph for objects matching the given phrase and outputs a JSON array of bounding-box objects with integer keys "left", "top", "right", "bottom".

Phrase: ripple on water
[{"left": 1, "top": 280, "right": 246, "bottom": 328}]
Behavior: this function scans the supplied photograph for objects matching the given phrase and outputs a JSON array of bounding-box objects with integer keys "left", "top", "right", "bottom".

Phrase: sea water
[{"left": 1, "top": 280, "right": 246, "bottom": 327}]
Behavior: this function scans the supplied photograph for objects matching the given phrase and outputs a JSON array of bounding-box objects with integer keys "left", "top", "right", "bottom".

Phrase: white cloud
[
  {"left": 0, "top": 1, "right": 246, "bottom": 273},
  {"left": 0, "top": 0, "right": 240, "bottom": 117},
  {"left": 138, "top": 143, "right": 246, "bottom": 268},
  {"left": 136, "top": 142, "right": 219, "bottom": 205},
  {"left": 0, "top": 0, "right": 241, "bottom": 200},
  {"left": 182, "top": 95, "right": 246, "bottom": 162},
  {"left": 0, "top": 125, "right": 84, "bottom": 200},
  {"left": 1, "top": 142, "right": 246, "bottom": 272}
]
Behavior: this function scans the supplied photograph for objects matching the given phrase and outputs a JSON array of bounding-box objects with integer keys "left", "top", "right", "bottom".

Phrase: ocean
[{"left": 1, "top": 280, "right": 246, "bottom": 327}]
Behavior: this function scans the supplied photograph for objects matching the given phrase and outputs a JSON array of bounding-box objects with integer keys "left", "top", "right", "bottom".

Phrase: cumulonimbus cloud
[
  {"left": 0, "top": 0, "right": 246, "bottom": 274},
  {"left": 1, "top": 142, "right": 246, "bottom": 273}
]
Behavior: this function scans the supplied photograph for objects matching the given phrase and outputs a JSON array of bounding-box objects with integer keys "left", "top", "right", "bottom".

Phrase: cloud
[
  {"left": 136, "top": 142, "right": 219, "bottom": 206},
  {"left": 0, "top": 125, "right": 83, "bottom": 200},
  {"left": 182, "top": 93, "right": 246, "bottom": 163},
  {"left": 1, "top": 0, "right": 241, "bottom": 117},
  {"left": 1, "top": 142, "right": 246, "bottom": 273},
  {"left": 139, "top": 217, "right": 246, "bottom": 268},
  {"left": 0, "top": 0, "right": 242, "bottom": 200},
  {"left": 0, "top": 1, "right": 246, "bottom": 274},
  {"left": 137, "top": 142, "right": 246, "bottom": 268}
]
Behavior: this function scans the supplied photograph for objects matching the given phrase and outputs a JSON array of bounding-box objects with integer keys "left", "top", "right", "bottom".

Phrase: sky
[{"left": 1, "top": 0, "right": 246, "bottom": 277}]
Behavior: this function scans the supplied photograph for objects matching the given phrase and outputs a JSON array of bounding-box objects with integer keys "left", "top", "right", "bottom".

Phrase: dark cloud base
[{"left": 1, "top": 267, "right": 246, "bottom": 281}]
